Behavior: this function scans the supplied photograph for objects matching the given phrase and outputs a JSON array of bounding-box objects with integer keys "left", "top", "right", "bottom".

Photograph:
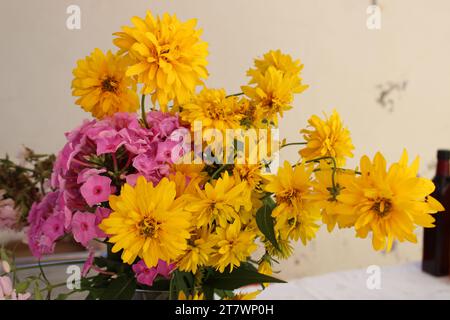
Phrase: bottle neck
[{"left": 436, "top": 159, "right": 450, "bottom": 177}]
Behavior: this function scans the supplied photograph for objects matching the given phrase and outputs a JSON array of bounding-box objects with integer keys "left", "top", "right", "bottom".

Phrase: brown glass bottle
[{"left": 422, "top": 149, "right": 450, "bottom": 276}]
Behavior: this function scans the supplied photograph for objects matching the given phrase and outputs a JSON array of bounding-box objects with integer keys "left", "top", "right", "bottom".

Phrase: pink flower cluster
[
  {"left": 27, "top": 112, "right": 188, "bottom": 258},
  {"left": 132, "top": 259, "right": 175, "bottom": 287},
  {"left": 0, "top": 190, "right": 20, "bottom": 230}
]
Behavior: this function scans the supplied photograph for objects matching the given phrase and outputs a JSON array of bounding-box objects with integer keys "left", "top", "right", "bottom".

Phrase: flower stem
[
  {"left": 209, "top": 164, "right": 229, "bottom": 182},
  {"left": 305, "top": 156, "right": 338, "bottom": 190},
  {"left": 141, "top": 94, "right": 149, "bottom": 128},
  {"left": 225, "top": 92, "right": 244, "bottom": 98},
  {"left": 281, "top": 142, "right": 307, "bottom": 149}
]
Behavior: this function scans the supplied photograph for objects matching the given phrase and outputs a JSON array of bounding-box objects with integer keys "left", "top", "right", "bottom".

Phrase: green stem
[
  {"left": 281, "top": 142, "right": 307, "bottom": 149},
  {"left": 141, "top": 94, "right": 149, "bottom": 128},
  {"left": 209, "top": 164, "right": 229, "bottom": 182},
  {"left": 305, "top": 156, "right": 338, "bottom": 190},
  {"left": 225, "top": 92, "right": 244, "bottom": 98}
]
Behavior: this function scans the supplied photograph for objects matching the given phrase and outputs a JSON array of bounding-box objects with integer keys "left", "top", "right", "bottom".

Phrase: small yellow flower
[
  {"left": 242, "top": 67, "right": 305, "bottom": 126},
  {"left": 114, "top": 10, "right": 208, "bottom": 110},
  {"left": 300, "top": 110, "right": 354, "bottom": 166},
  {"left": 265, "top": 161, "right": 321, "bottom": 245},
  {"left": 186, "top": 172, "right": 252, "bottom": 228},
  {"left": 180, "top": 88, "right": 243, "bottom": 131},
  {"left": 210, "top": 221, "right": 257, "bottom": 272},
  {"left": 99, "top": 176, "right": 191, "bottom": 267},
  {"left": 338, "top": 150, "right": 444, "bottom": 251},
  {"left": 247, "top": 50, "right": 305, "bottom": 84},
  {"left": 178, "top": 229, "right": 214, "bottom": 274},
  {"left": 242, "top": 50, "right": 308, "bottom": 126},
  {"left": 265, "top": 238, "right": 293, "bottom": 259},
  {"left": 310, "top": 166, "right": 357, "bottom": 232},
  {"left": 71, "top": 48, "right": 139, "bottom": 119}
]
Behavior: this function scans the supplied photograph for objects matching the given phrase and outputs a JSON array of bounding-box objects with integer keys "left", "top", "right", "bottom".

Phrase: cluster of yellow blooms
[{"left": 72, "top": 9, "right": 443, "bottom": 299}]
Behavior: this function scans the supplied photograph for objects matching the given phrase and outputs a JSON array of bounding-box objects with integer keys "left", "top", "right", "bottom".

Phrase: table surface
[
  {"left": 257, "top": 262, "right": 450, "bottom": 300},
  {"left": 14, "top": 254, "right": 450, "bottom": 300}
]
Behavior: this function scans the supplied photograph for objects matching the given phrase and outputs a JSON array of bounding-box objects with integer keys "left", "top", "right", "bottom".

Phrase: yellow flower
[
  {"left": 71, "top": 48, "right": 139, "bottom": 119},
  {"left": 247, "top": 50, "right": 305, "bottom": 84},
  {"left": 233, "top": 163, "right": 267, "bottom": 193},
  {"left": 300, "top": 110, "right": 354, "bottom": 166},
  {"left": 265, "top": 161, "right": 321, "bottom": 245},
  {"left": 178, "top": 291, "right": 204, "bottom": 300},
  {"left": 338, "top": 150, "right": 444, "bottom": 251},
  {"left": 114, "top": 10, "right": 208, "bottom": 110},
  {"left": 99, "top": 176, "right": 191, "bottom": 267},
  {"left": 178, "top": 229, "right": 214, "bottom": 274},
  {"left": 242, "top": 50, "right": 308, "bottom": 126},
  {"left": 236, "top": 98, "right": 266, "bottom": 128},
  {"left": 169, "top": 161, "right": 207, "bottom": 197},
  {"left": 180, "top": 88, "right": 243, "bottom": 131},
  {"left": 242, "top": 67, "right": 305, "bottom": 126},
  {"left": 265, "top": 238, "right": 293, "bottom": 259},
  {"left": 186, "top": 172, "right": 252, "bottom": 227},
  {"left": 310, "top": 166, "right": 357, "bottom": 232},
  {"left": 210, "top": 221, "right": 257, "bottom": 272}
]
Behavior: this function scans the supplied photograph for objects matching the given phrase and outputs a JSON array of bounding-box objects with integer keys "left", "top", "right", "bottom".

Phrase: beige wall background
[{"left": 1, "top": 0, "right": 450, "bottom": 279}]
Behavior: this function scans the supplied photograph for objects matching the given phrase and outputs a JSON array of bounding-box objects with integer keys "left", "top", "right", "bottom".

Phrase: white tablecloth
[{"left": 257, "top": 262, "right": 450, "bottom": 300}]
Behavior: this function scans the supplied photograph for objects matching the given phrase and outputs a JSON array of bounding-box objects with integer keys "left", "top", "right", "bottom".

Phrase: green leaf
[
  {"left": 55, "top": 293, "right": 71, "bottom": 300},
  {"left": 203, "top": 263, "right": 285, "bottom": 290},
  {"left": 99, "top": 274, "right": 136, "bottom": 300},
  {"left": 33, "top": 282, "right": 43, "bottom": 300},
  {"left": 256, "top": 197, "right": 279, "bottom": 250},
  {"left": 171, "top": 270, "right": 194, "bottom": 299},
  {"left": 15, "top": 280, "right": 31, "bottom": 294}
]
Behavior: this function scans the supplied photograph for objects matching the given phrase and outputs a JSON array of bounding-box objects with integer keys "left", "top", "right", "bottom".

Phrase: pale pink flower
[
  {"left": 71, "top": 212, "right": 97, "bottom": 247},
  {"left": 80, "top": 175, "right": 112, "bottom": 207}
]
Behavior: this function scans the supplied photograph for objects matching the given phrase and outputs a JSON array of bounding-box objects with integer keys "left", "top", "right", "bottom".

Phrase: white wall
[{"left": 1, "top": 0, "right": 449, "bottom": 278}]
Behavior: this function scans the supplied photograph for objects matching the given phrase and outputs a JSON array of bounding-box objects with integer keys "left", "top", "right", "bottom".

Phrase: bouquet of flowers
[{"left": 9, "top": 9, "right": 443, "bottom": 300}]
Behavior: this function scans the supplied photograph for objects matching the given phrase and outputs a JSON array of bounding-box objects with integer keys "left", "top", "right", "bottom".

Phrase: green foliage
[
  {"left": 203, "top": 263, "right": 285, "bottom": 291},
  {"left": 256, "top": 196, "right": 279, "bottom": 250}
]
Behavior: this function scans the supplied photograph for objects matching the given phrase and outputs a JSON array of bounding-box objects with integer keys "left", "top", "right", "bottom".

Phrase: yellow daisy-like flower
[
  {"left": 178, "top": 229, "right": 214, "bottom": 274},
  {"left": 247, "top": 50, "right": 305, "bottom": 86},
  {"left": 338, "top": 150, "right": 444, "bottom": 251},
  {"left": 114, "top": 10, "right": 208, "bottom": 110},
  {"left": 99, "top": 176, "right": 191, "bottom": 267},
  {"left": 180, "top": 88, "right": 243, "bottom": 131},
  {"left": 242, "top": 67, "right": 306, "bottom": 126},
  {"left": 210, "top": 221, "right": 257, "bottom": 272},
  {"left": 310, "top": 166, "right": 357, "bottom": 232},
  {"left": 300, "top": 110, "right": 354, "bottom": 166},
  {"left": 265, "top": 238, "right": 293, "bottom": 259},
  {"left": 186, "top": 172, "right": 252, "bottom": 228},
  {"left": 71, "top": 48, "right": 139, "bottom": 119},
  {"left": 265, "top": 161, "right": 321, "bottom": 244}
]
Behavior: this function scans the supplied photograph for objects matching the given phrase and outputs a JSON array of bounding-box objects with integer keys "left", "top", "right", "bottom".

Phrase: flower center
[
  {"left": 93, "top": 186, "right": 103, "bottom": 195},
  {"left": 372, "top": 198, "right": 392, "bottom": 217},
  {"left": 139, "top": 217, "right": 160, "bottom": 238},
  {"left": 101, "top": 76, "right": 118, "bottom": 93}
]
